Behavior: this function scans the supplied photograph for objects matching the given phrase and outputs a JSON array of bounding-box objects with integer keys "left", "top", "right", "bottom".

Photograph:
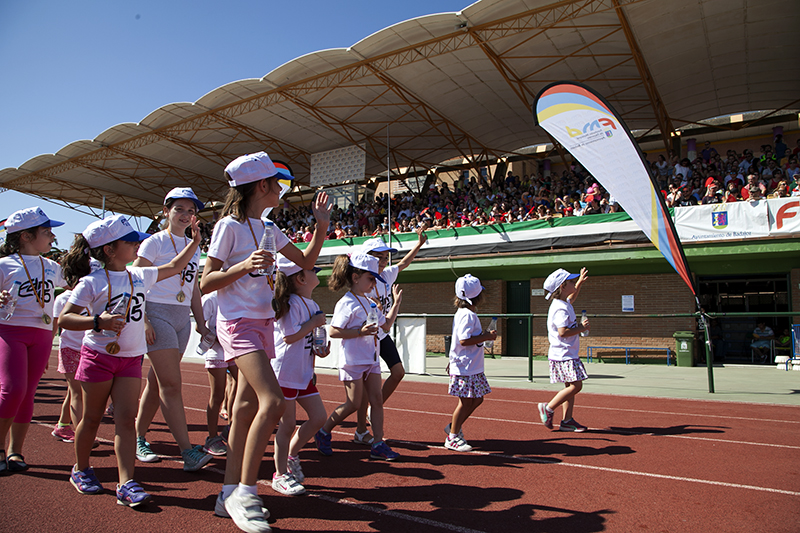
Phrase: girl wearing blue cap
[
  {"left": 0, "top": 206, "right": 66, "bottom": 475},
  {"left": 133, "top": 187, "right": 213, "bottom": 471},
  {"left": 538, "top": 267, "right": 590, "bottom": 432},
  {"left": 316, "top": 252, "right": 403, "bottom": 461},
  {"left": 59, "top": 214, "right": 201, "bottom": 507}
]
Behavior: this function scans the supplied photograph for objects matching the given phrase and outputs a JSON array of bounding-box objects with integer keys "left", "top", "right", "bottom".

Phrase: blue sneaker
[
  {"left": 370, "top": 440, "right": 399, "bottom": 461},
  {"left": 70, "top": 465, "right": 103, "bottom": 494},
  {"left": 116, "top": 480, "right": 151, "bottom": 507},
  {"left": 314, "top": 429, "right": 332, "bottom": 456}
]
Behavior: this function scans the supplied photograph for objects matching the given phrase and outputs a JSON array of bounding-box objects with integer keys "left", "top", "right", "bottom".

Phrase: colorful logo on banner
[
  {"left": 711, "top": 209, "right": 728, "bottom": 229},
  {"left": 534, "top": 82, "right": 695, "bottom": 295}
]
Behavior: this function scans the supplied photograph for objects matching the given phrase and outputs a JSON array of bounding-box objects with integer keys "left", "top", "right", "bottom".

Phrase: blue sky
[{"left": 0, "top": 0, "right": 468, "bottom": 247}]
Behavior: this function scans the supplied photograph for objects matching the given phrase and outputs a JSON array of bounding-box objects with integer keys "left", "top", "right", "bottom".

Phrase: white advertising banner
[
  {"left": 674, "top": 200, "right": 769, "bottom": 242},
  {"left": 767, "top": 197, "right": 800, "bottom": 234}
]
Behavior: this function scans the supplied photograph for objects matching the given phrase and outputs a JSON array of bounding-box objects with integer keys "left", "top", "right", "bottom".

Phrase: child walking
[
  {"left": 51, "top": 282, "right": 83, "bottom": 443},
  {"left": 315, "top": 252, "right": 402, "bottom": 460},
  {"left": 59, "top": 214, "right": 200, "bottom": 507},
  {"left": 199, "top": 151, "right": 330, "bottom": 533},
  {"left": 270, "top": 256, "right": 330, "bottom": 496},
  {"left": 0, "top": 207, "right": 66, "bottom": 474},
  {"left": 445, "top": 274, "right": 496, "bottom": 452},
  {"left": 538, "top": 267, "right": 590, "bottom": 432}
]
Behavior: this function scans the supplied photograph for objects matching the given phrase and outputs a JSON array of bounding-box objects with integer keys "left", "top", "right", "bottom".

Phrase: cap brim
[
  {"left": 42, "top": 219, "right": 65, "bottom": 228},
  {"left": 565, "top": 273, "right": 580, "bottom": 280},
  {"left": 119, "top": 230, "right": 151, "bottom": 242},
  {"left": 367, "top": 270, "right": 386, "bottom": 283},
  {"left": 369, "top": 245, "right": 399, "bottom": 253}
]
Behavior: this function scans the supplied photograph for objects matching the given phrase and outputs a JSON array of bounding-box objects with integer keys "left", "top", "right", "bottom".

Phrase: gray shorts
[{"left": 146, "top": 301, "right": 191, "bottom": 353}]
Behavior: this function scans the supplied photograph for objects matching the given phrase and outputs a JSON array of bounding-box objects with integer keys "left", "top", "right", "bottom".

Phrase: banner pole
[
  {"left": 697, "top": 298, "right": 715, "bottom": 393},
  {"left": 387, "top": 125, "right": 392, "bottom": 248}
]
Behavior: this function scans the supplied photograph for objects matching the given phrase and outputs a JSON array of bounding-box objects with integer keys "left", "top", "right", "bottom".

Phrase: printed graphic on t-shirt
[{"left": 19, "top": 277, "right": 55, "bottom": 304}]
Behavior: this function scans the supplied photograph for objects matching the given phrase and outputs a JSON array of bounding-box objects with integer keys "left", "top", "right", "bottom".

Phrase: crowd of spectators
[{"left": 195, "top": 136, "right": 800, "bottom": 246}]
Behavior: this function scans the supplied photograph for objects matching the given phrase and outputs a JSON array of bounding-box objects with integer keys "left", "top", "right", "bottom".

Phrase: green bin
[{"left": 673, "top": 331, "right": 694, "bottom": 367}]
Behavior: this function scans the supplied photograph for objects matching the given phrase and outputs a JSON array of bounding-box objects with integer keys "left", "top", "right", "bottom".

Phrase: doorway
[{"left": 506, "top": 280, "right": 530, "bottom": 356}]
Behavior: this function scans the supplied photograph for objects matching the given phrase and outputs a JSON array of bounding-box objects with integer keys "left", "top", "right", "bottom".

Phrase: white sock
[
  {"left": 449, "top": 433, "right": 458, "bottom": 439},
  {"left": 222, "top": 484, "right": 237, "bottom": 499},
  {"left": 238, "top": 483, "right": 258, "bottom": 497},
  {"left": 546, "top": 406, "right": 554, "bottom": 413}
]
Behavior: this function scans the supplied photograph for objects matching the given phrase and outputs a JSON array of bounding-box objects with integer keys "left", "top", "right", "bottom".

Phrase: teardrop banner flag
[{"left": 533, "top": 81, "right": 695, "bottom": 295}]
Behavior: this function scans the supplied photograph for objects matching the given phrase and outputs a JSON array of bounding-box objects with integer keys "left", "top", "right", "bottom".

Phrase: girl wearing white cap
[
  {"left": 269, "top": 255, "right": 330, "bottom": 496},
  {"left": 132, "top": 187, "right": 212, "bottom": 471},
  {"left": 315, "top": 252, "right": 403, "bottom": 461},
  {"left": 199, "top": 152, "right": 330, "bottom": 532},
  {"left": 538, "top": 267, "right": 590, "bottom": 432},
  {"left": 445, "top": 274, "right": 496, "bottom": 452},
  {"left": 352, "top": 225, "right": 427, "bottom": 445},
  {"left": 58, "top": 213, "right": 200, "bottom": 507},
  {"left": 0, "top": 206, "right": 66, "bottom": 474}
]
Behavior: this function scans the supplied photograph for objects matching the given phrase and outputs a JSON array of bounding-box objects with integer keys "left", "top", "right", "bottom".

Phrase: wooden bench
[{"left": 587, "top": 346, "right": 673, "bottom": 366}]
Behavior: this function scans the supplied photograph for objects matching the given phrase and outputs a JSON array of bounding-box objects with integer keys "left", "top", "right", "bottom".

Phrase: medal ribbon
[
  {"left": 353, "top": 292, "right": 378, "bottom": 357},
  {"left": 167, "top": 230, "right": 188, "bottom": 293},
  {"left": 104, "top": 268, "right": 134, "bottom": 342},
  {"left": 18, "top": 254, "right": 46, "bottom": 313}
]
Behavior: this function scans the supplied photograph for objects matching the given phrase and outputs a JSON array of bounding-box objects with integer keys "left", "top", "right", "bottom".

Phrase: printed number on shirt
[
  {"left": 20, "top": 278, "right": 55, "bottom": 303},
  {"left": 181, "top": 261, "right": 197, "bottom": 283},
  {"left": 105, "top": 291, "right": 146, "bottom": 323}
]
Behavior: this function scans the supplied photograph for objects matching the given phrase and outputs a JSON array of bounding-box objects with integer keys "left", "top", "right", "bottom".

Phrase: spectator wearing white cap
[
  {"left": 132, "top": 187, "right": 213, "bottom": 470},
  {"left": 444, "top": 274, "right": 496, "bottom": 453},
  {"left": 538, "top": 267, "right": 590, "bottom": 433},
  {"left": 315, "top": 252, "right": 403, "bottom": 461},
  {"left": 199, "top": 151, "right": 331, "bottom": 532},
  {"left": 352, "top": 222, "right": 429, "bottom": 444},
  {"left": 58, "top": 213, "right": 201, "bottom": 507},
  {"left": 269, "top": 256, "right": 329, "bottom": 496},
  {"left": 0, "top": 206, "right": 66, "bottom": 475}
]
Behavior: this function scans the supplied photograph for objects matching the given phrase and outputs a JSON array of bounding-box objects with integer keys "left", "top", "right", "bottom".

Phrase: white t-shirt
[
  {"left": 200, "top": 292, "right": 224, "bottom": 361},
  {"left": 69, "top": 266, "right": 159, "bottom": 358},
  {"left": 54, "top": 290, "right": 85, "bottom": 351},
  {"left": 449, "top": 307, "right": 484, "bottom": 376},
  {"left": 547, "top": 298, "right": 579, "bottom": 361},
  {"left": 272, "top": 294, "right": 320, "bottom": 389},
  {"left": 365, "top": 265, "right": 399, "bottom": 341},
  {"left": 206, "top": 216, "right": 291, "bottom": 321},
  {"left": 137, "top": 230, "right": 200, "bottom": 306},
  {"left": 331, "top": 291, "right": 385, "bottom": 366},
  {"left": 0, "top": 254, "right": 65, "bottom": 330}
]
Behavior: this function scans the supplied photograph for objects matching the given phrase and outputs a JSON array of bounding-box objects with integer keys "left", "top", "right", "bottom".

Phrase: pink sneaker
[{"left": 52, "top": 425, "right": 75, "bottom": 442}]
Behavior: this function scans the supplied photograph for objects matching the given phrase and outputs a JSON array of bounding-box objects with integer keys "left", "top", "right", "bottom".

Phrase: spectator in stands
[
  {"left": 768, "top": 180, "right": 789, "bottom": 199},
  {"left": 790, "top": 172, "right": 800, "bottom": 196},
  {"left": 674, "top": 158, "right": 692, "bottom": 181},
  {"left": 751, "top": 321, "right": 774, "bottom": 363},
  {"left": 739, "top": 150, "right": 755, "bottom": 174},
  {"left": 701, "top": 179, "right": 723, "bottom": 204},
  {"left": 723, "top": 181, "right": 741, "bottom": 203},
  {"left": 740, "top": 174, "right": 765, "bottom": 200},
  {"left": 674, "top": 186, "right": 698, "bottom": 207},
  {"left": 775, "top": 134, "right": 788, "bottom": 164},
  {"left": 701, "top": 141, "right": 718, "bottom": 163}
]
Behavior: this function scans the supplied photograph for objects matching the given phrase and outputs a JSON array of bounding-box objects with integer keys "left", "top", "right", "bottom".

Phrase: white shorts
[{"left": 339, "top": 361, "right": 381, "bottom": 381}]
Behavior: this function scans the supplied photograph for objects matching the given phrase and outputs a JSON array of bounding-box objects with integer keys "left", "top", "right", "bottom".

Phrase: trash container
[
  {"left": 444, "top": 335, "right": 452, "bottom": 356},
  {"left": 673, "top": 331, "right": 694, "bottom": 367}
]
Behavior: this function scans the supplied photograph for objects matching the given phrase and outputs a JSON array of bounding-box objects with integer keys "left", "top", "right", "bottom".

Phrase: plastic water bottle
[
  {"left": 103, "top": 292, "right": 130, "bottom": 336},
  {"left": 196, "top": 331, "right": 217, "bottom": 355},
  {"left": 580, "top": 310, "right": 589, "bottom": 337},
  {"left": 0, "top": 281, "right": 22, "bottom": 321},
  {"left": 258, "top": 219, "right": 276, "bottom": 276},
  {"left": 485, "top": 317, "right": 498, "bottom": 349},
  {"left": 312, "top": 311, "right": 327, "bottom": 352},
  {"left": 366, "top": 303, "right": 379, "bottom": 328}
]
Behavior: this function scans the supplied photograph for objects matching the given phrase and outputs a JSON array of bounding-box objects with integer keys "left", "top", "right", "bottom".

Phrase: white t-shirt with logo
[
  {"left": 365, "top": 265, "right": 399, "bottom": 341},
  {"left": 331, "top": 291, "right": 386, "bottom": 366},
  {"left": 54, "top": 290, "right": 86, "bottom": 351},
  {"left": 206, "top": 216, "right": 291, "bottom": 321},
  {"left": 547, "top": 298, "right": 579, "bottom": 361},
  {"left": 0, "top": 254, "right": 65, "bottom": 330},
  {"left": 69, "top": 266, "right": 158, "bottom": 358},
  {"left": 448, "top": 307, "right": 485, "bottom": 376},
  {"left": 137, "top": 230, "right": 200, "bottom": 306},
  {"left": 272, "top": 294, "right": 320, "bottom": 389}
]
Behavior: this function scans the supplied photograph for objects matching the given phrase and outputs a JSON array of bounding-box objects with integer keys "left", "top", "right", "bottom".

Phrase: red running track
[{"left": 1, "top": 350, "right": 798, "bottom": 532}]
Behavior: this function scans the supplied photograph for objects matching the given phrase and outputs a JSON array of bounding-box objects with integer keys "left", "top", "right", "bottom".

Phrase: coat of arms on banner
[{"left": 711, "top": 209, "right": 728, "bottom": 229}]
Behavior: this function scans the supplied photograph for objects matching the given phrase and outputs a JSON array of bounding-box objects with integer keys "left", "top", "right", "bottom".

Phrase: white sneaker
[
  {"left": 215, "top": 491, "right": 270, "bottom": 520},
  {"left": 444, "top": 434, "right": 473, "bottom": 452},
  {"left": 224, "top": 489, "right": 272, "bottom": 533},
  {"left": 271, "top": 472, "right": 306, "bottom": 496},
  {"left": 352, "top": 429, "right": 374, "bottom": 445},
  {"left": 287, "top": 455, "right": 304, "bottom": 484}
]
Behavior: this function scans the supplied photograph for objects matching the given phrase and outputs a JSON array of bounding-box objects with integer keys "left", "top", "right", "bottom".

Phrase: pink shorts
[
  {"left": 280, "top": 379, "right": 319, "bottom": 400},
  {"left": 339, "top": 361, "right": 381, "bottom": 382},
  {"left": 75, "top": 346, "right": 143, "bottom": 383},
  {"left": 58, "top": 346, "right": 82, "bottom": 375},
  {"left": 217, "top": 317, "right": 275, "bottom": 361}
]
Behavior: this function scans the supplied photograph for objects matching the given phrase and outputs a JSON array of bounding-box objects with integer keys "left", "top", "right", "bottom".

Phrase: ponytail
[
  {"left": 272, "top": 270, "right": 293, "bottom": 320},
  {"left": 327, "top": 254, "right": 355, "bottom": 291},
  {"left": 62, "top": 234, "right": 113, "bottom": 286},
  {"left": 221, "top": 175, "right": 261, "bottom": 222}
]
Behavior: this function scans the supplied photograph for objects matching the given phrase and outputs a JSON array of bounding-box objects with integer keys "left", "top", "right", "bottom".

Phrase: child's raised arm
[
  {"left": 567, "top": 267, "right": 589, "bottom": 303},
  {"left": 279, "top": 192, "right": 331, "bottom": 271}
]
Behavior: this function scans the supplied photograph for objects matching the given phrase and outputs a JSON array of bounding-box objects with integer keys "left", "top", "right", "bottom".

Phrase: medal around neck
[
  {"left": 106, "top": 341, "right": 121, "bottom": 355},
  {"left": 176, "top": 291, "right": 186, "bottom": 303},
  {"left": 42, "top": 313, "right": 51, "bottom": 325}
]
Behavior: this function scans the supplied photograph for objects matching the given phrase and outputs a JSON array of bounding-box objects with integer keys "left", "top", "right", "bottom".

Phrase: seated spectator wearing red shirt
[
  {"left": 768, "top": 180, "right": 789, "bottom": 199},
  {"left": 740, "top": 174, "right": 765, "bottom": 200},
  {"left": 723, "top": 181, "right": 741, "bottom": 203}
]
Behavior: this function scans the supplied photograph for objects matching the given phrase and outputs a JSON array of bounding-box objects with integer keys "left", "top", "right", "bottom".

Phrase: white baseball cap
[
  {"left": 543, "top": 268, "right": 579, "bottom": 300},
  {"left": 276, "top": 254, "right": 320, "bottom": 277},
  {"left": 349, "top": 252, "right": 385, "bottom": 283},
  {"left": 82, "top": 214, "right": 151, "bottom": 249},
  {"left": 360, "top": 237, "right": 398, "bottom": 254},
  {"left": 224, "top": 152, "right": 295, "bottom": 187},
  {"left": 5, "top": 206, "right": 64, "bottom": 234},
  {"left": 165, "top": 187, "right": 204, "bottom": 212},
  {"left": 455, "top": 274, "right": 484, "bottom": 304}
]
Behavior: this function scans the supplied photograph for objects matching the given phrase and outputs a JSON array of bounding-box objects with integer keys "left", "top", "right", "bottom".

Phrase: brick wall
[{"left": 312, "top": 272, "right": 695, "bottom": 357}]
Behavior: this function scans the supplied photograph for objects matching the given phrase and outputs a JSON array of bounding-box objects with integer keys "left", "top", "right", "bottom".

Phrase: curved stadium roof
[{"left": 1, "top": 0, "right": 798, "bottom": 218}]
